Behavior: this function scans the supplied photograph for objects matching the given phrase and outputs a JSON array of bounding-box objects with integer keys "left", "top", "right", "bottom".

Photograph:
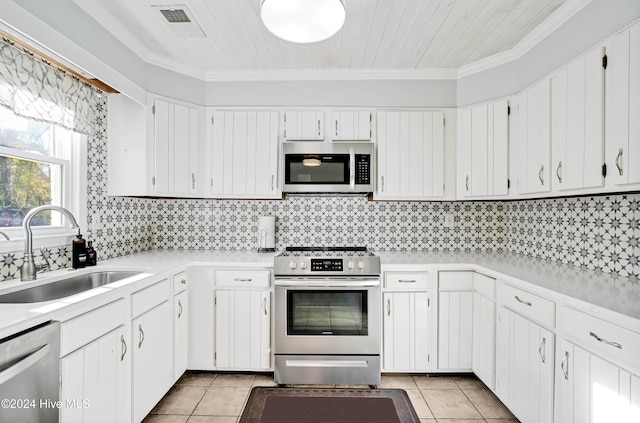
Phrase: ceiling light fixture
[{"left": 260, "top": 0, "right": 345, "bottom": 44}]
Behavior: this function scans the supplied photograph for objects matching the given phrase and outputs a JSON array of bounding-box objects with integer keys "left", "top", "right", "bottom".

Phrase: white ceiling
[{"left": 70, "top": 0, "right": 587, "bottom": 81}]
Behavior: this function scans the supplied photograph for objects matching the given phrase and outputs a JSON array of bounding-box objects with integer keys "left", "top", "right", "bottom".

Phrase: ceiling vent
[{"left": 151, "top": 4, "right": 206, "bottom": 38}]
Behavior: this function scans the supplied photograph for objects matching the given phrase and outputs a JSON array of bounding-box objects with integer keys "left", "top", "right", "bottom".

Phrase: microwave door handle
[{"left": 349, "top": 148, "right": 355, "bottom": 191}]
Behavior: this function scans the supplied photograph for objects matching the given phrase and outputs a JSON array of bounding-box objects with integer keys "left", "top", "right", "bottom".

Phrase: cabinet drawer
[
  {"left": 385, "top": 272, "right": 428, "bottom": 289},
  {"left": 215, "top": 270, "right": 270, "bottom": 288},
  {"left": 173, "top": 271, "right": 187, "bottom": 294},
  {"left": 560, "top": 306, "right": 640, "bottom": 370},
  {"left": 61, "top": 298, "right": 126, "bottom": 356},
  {"left": 439, "top": 271, "right": 473, "bottom": 291},
  {"left": 131, "top": 277, "right": 171, "bottom": 317},
  {"left": 501, "top": 284, "right": 555, "bottom": 328},
  {"left": 474, "top": 273, "right": 495, "bottom": 299}
]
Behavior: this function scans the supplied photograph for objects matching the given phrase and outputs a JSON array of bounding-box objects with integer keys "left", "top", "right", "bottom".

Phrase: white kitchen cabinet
[
  {"left": 383, "top": 291, "right": 431, "bottom": 372},
  {"left": 131, "top": 278, "right": 173, "bottom": 423},
  {"left": 437, "top": 271, "right": 473, "bottom": 371},
  {"left": 458, "top": 100, "right": 509, "bottom": 198},
  {"left": 605, "top": 21, "right": 640, "bottom": 187},
  {"left": 173, "top": 290, "right": 188, "bottom": 382},
  {"left": 496, "top": 307, "right": 554, "bottom": 423},
  {"left": 330, "top": 110, "right": 371, "bottom": 140},
  {"left": 151, "top": 97, "right": 201, "bottom": 196},
  {"left": 472, "top": 273, "right": 496, "bottom": 390},
  {"left": 215, "top": 290, "right": 271, "bottom": 370},
  {"left": 517, "top": 78, "right": 551, "bottom": 195},
  {"left": 550, "top": 47, "right": 605, "bottom": 191},
  {"left": 186, "top": 267, "right": 216, "bottom": 370},
  {"left": 284, "top": 110, "right": 324, "bottom": 140},
  {"left": 208, "top": 110, "right": 280, "bottom": 198},
  {"left": 60, "top": 327, "right": 129, "bottom": 423},
  {"left": 376, "top": 110, "right": 445, "bottom": 200}
]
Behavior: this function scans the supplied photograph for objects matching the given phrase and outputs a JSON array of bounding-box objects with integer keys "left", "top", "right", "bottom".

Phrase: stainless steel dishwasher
[{"left": 0, "top": 321, "right": 60, "bottom": 423}]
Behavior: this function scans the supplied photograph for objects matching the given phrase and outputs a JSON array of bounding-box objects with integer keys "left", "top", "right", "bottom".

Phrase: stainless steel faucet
[
  {"left": 21, "top": 205, "right": 80, "bottom": 281},
  {"left": 0, "top": 231, "right": 9, "bottom": 240}
]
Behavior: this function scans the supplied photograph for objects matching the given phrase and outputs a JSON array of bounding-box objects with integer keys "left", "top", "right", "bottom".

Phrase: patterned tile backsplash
[{"left": 1, "top": 95, "right": 639, "bottom": 281}]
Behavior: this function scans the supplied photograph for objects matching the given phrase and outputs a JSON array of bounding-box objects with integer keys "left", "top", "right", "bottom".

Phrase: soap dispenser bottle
[
  {"left": 86, "top": 241, "right": 97, "bottom": 266},
  {"left": 72, "top": 232, "right": 87, "bottom": 269}
]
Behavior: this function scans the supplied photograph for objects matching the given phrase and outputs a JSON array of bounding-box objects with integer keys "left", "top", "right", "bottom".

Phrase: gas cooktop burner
[{"left": 279, "top": 246, "right": 374, "bottom": 258}]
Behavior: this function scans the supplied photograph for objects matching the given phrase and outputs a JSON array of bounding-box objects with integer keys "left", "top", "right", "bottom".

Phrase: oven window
[
  {"left": 286, "top": 290, "right": 368, "bottom": 336},
  {"left": 285, "top": 154, "right": 350, "bottom": 184}
]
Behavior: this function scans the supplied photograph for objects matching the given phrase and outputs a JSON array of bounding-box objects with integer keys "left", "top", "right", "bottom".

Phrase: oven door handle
[
  {"left": 349, "top": 147, "right": 355, "bottom": 191},
  {"left": 275, "top": 279, "right": 380, "bottom": 288}
]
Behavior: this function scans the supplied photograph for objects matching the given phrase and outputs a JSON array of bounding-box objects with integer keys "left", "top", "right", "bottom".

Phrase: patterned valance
[{"left": 0, "top": 35, "right": 102, "bottom": 135}]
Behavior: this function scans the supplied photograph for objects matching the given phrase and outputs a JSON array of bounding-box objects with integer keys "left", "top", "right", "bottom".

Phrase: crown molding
[
  {"left": 457, "top": 0, "right": 593, "bottom": 78},
  {"left": 201, "top": 68, "right": 458, "bottom": 82}
]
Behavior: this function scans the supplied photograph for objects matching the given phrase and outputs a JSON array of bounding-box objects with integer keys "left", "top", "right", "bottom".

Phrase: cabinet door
[
  {"left": 215, "top": 290, "right": 271, "bottom": 370},
  {"left": 383, "top": 292, "right": 430, "bottom": 371},
  {"left": 173, "top": 291, "right": 188, "bottom": 382},
  {"left": 331, "top": 111, "right": 371, "bottom": 140},
  {"left": 519, "top": 79, "right": 551, "bottom": 194},
  {"left": 438, "top": 290, "right": 473, "bottom": 370},
  {"left": 60, "top": 327, "right": 129, "bottom": 423},
  {"left": 606, "top": 22, "right": 640, "bottom": 186},
  {"left": 284, "top": 110, "right": 323, "bottom": 140},
  {"left": 132, "top": 301, "right": 172, "bottom": 423},
  {"left": 209, "top": 110, "right": 280, "bottom": 198},
  {"left": 472, "top": 292, "right": 496, "bottom": 390},
  {"left": 376, "top": 110, "right": 444, "bottom": 199},
  {"left": 152, "top": 99, "right": 199, "bottom": 196}
]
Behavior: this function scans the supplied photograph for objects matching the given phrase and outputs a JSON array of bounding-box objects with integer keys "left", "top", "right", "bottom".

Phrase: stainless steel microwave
[{"left": 282, "top": 142, "right": 374, "bottom": 193}]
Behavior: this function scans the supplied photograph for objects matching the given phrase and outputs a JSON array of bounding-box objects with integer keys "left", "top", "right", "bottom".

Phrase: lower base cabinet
[
  {"left": 132, "top": 301, "right": 173, "bottom": 423},
  {"left": 383, "top": 292, "right": 431, "bottom": 371},
  {"left": 557, "top": 339, "right": 640, "bottom": 423},
  {"left": 60, "top": 327, "right": 128, "bottom": 423}
]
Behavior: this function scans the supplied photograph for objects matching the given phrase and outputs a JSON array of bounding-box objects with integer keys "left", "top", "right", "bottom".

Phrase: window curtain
[{"left": 0, "top": 35, "right": 102, "bottom": 135}]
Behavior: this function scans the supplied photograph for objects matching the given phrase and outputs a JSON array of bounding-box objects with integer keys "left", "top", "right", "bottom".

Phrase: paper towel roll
[{"left": 258, "top": 216, "right": 276, "bottom": 251}]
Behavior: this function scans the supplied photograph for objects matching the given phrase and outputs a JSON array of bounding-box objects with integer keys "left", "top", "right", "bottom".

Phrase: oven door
[{"left": 274, "top": 278, "right": 380, "bottom": 355}]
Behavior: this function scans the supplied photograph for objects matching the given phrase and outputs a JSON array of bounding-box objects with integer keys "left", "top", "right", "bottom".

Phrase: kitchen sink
[{"left": 0, "top": 271, "right": 142, "bottom": 303}]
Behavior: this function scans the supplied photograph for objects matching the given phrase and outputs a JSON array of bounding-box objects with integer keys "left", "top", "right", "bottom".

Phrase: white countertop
[{"left": 0, "top": 248, "right": 638, "bottom": 340}]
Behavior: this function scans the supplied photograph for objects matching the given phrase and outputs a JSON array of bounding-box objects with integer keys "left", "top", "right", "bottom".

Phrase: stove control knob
[
  {"left": 289, "top": 261, "right": 297, "bottom": 269},
  {"left": 357, "top": 261, "right": 366, "bottom": 270},
  {"left": 299, "top": 261, "right": 307, "bottom": 269},
  {"left": 347, "top": 261, "right": 355, "bottom": 270}
]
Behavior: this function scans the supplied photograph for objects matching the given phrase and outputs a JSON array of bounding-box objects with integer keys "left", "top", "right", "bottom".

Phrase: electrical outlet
[{"left": 443, "top": 213, "right": 454, "bottom": 228}]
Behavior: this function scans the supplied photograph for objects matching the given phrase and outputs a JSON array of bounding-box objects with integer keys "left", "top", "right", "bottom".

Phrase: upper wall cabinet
[
  {"left": 376, "top": 110, "right": 445, "bottom": 200},
  {"left": 330, "top": 111, "right": 371, "bottom": 140},
  {"left": 458, "top": 100, "right": 509, "bottom": 199},
  {"left": 284, "top": 110, "right": 323, "bottom": 141},
  {"left": 517, "top": 78, "right": 551, "bottom": 195},
  {"left": 206, "top": 110, "right": 280, "bottom": 199},
  {"left": 605, "top": 21, "right": 640, "bottom": 187},
  {"left": 550, "top": 47, "right": 605, "bottom": 192},
  {"left": 151, "top": 98, "right": 201, "bottom": 197}
]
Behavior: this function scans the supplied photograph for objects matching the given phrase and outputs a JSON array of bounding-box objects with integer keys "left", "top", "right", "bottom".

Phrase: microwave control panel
[{"left": 355, "top": 155, "right": 370, "bottom": 185}]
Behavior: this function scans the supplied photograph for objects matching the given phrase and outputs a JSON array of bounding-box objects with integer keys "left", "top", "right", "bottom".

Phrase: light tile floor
[{"left": 143, "top": 373, "right": 520, "bottom": 423}]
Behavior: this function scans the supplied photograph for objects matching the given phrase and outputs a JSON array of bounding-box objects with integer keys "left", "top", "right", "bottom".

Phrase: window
[{"left": 0, "top": 107, "right": 86, "bottom": 245}]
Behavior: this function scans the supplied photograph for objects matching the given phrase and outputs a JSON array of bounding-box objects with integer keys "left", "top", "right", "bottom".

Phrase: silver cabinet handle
[
  {"left": 317, "top": 119, "right": 321, "bottom": 136},
  {"left": 263, "top": 297, "right": 268, "bottom": 315},
  {"left": 616, "top": 148, "right": 623, "bottom": 175},
  {"left": 191, "top": 173, "right": 195, "bottom": 189},
  {"left": 381, "top": 176, "right": 385, "bottom": 192},
  {"left": 335, "top": 120, "right": 338, "bottom": 136},
  {"left": 556, "top": 161, "right": 562, "bottom": 183},
  {"left": 138, "top": 324, "right": 144, "bottom": 348},
  {"left": 538, "top": 165, "right": 544, "bottom": 185},
  {"left": 271, "top": 175, "right": 275, "bottom": 191},
  {"left": 590, "top": 331, "right": 622, "bottom": 349},
  {"left": 561, "top": 351, "right": 569, "bottom": 380},
  {"left": 398, "top": 279, "right": 416, "bottom": 283},
  {"left": 178, "top": 300, "right": 183, "bottom": 319},
  {"left": 538, "top": 337, "right": 546, "bottom": 363},
  {"left": 515, "top": 295, "right": 532, "bottom": 306},
  {"left": 465, "top": 175, "right": 469, "bottom": 191},
  {"left": 120, "top": 334, "right": 127, "bottom": 361},
  {"left": 387, "top": 298, "right": 391, "bottom": 316},
  {"left": 234, "top": 278, "right": 252, "bottom": 282}
]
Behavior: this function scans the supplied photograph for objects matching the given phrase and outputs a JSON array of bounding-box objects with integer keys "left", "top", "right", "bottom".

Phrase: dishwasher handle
[{"left": 0, "top": 344, "right": 51, "bottom": 385}]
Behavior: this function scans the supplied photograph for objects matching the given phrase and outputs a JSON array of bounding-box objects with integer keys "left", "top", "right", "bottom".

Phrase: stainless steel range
[{"left": 274, "top": 247, "right": 381, "bottom": 386}]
